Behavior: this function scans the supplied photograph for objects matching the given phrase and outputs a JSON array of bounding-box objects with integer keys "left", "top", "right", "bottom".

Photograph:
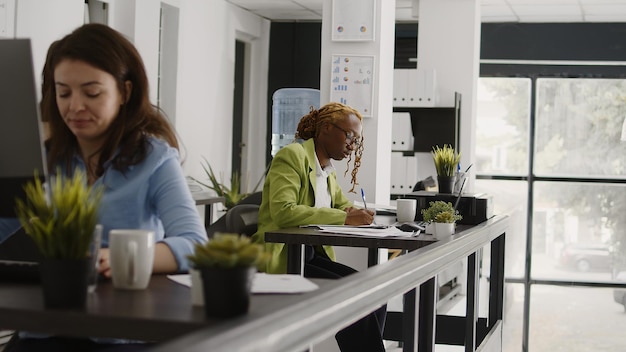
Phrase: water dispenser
[{"left": 271, "top": 88, "right": 320, "bottom": 156}]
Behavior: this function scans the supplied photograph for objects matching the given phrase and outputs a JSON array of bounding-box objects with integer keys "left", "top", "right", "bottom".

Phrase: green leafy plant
[
  {"left": 421, "top": 200, "right": 462, "bottom": 224},
  {"left": 194, "top": 157, "right": 265, "bottom": 209},
  {"left": 14, "top": 169, "right": 103, "bottom": 259},
  {"left": 187, "top": 233, "right": 270, "bottom": 270},
  {"left": 431, "top": 144, "right": 461, "bottom": 177}
]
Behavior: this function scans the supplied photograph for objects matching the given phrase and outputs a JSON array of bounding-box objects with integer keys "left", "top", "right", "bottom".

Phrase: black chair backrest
[
  {"left": 238, "top": 191, "right": 263, "bottom": 205},
  {"left": 224, "top": 204, "right": 260, "bottom": 237}
]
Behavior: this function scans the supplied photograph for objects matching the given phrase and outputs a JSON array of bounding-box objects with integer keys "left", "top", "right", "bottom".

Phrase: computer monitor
[{"left": 0, "top": 39, "right": 48, "bottom": 217}]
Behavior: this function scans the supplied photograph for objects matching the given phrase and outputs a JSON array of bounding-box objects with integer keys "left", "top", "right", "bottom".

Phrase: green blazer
[{"left": 252, "top": 138, "right": 353, "bottom": 274}]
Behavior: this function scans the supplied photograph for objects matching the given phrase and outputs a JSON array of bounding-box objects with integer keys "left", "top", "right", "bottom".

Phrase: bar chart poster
[{"left": 330, "top": 54, "right": 374, "bottom": 118}]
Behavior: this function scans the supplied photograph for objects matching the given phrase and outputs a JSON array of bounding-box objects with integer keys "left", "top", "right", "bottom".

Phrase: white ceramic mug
[
  {"left": 396, "top": 199, "right": 417, "bottom": 223},
  {"left": 109, "top": 229, "right": 155, "bottom": 290}
]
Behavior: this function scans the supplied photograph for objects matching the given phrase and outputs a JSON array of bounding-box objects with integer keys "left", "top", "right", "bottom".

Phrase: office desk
[
  {"left": 265, "top": 219, "right": 505, "bottom": 352},
  {"left": 0, "top": 275, "right": 327, "bottom": 342},
  {"left": 191, "top": 192, "right": 224, "bottom": 228},
  {"left": 265, "top": 221, "right": 475, "bottom": 273}
]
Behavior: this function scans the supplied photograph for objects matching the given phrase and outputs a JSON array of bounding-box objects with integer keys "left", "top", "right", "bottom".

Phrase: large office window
[{"left": 476, "top": 76, "right": 626, "bottom": 351}]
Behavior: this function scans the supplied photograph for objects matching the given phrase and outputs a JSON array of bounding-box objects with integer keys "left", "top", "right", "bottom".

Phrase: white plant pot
[
  {"left": 190, "top": 268, "right": 204, "bottom": 306},
  {"left": 434, "top": 222, "right": 455, "bottom": 239},
  {"left": 425, "top": 222, "right": 436, "bottom": 235}
]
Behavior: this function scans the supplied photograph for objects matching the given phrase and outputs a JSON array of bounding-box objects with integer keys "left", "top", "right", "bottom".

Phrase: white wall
[
  {"left": 319, "top": 0, "right": 395, "bottom": 206},
  {"left": 417, "top": 0, "right": 480, "bottom": 191},
  {"left": 14, "top": 0, "right": 84, "bottom": 96}
]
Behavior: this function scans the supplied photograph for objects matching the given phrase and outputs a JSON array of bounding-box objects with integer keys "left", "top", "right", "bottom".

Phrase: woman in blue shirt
[{"left": 5, "top": 23, "right": 207, "bottom": 351}]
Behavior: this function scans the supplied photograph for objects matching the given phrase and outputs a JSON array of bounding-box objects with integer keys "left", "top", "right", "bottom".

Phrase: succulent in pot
[{"left": 187, "top": 233, "right": 269, "bottom": 318}]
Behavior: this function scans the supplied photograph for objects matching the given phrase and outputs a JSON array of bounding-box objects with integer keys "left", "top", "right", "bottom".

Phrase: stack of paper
[
  {"left": 167, "top": 273, "right": 319, "bottom": 294},
  {"left": 301, "top": 224, "right": 417, "bottom": 237}
]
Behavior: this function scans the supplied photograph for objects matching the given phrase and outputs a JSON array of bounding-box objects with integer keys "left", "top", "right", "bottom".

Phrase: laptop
[{"left": 0, "top": 38, "right": 47, "bottom": 282}]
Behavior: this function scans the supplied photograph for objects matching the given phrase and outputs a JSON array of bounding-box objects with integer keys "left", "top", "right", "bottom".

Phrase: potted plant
[
  {"left": 187, "top": 232, "right": 269, "bottom": 318},
  {"left": 421, "top": 200, "right": 462, "bottom": 239},
  {"left": 431, "top": 144, "right": 461, "bottom": 194},
  {"left": 193, "top": 157, "right": 266, "bottom": 210},
  {"left": 14, "top": 169, "right": 103, "bottom": 309}
]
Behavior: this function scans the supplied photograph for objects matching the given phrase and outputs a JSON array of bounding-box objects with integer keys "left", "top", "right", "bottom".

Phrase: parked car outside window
[{"left": 558, "top": 243, "right": 612, "bottom": 272}]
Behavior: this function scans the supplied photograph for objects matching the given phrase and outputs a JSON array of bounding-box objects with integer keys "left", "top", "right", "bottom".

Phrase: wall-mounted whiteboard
[
  {"left": 331, "top": 0, "right": 375, "bottom": 42},
  {"left": 330, "top": 54, "right": 374, "bottom": 118}
]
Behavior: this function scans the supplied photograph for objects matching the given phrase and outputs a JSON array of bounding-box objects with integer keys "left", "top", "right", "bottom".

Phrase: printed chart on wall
[
  {"left": 330, "top": 54, "right": 374, "bottom": 118},
  {"left": 331, "top": 0, "right": 375, "bottom": 41}
]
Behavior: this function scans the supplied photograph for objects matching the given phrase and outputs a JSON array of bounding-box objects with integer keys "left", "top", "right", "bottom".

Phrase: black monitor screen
[
  {"left": 0, "top": 39, "right": 47, "bottom": 217},
  {"left": 393, "top": 107, "right": 459, "bottom": 153}
]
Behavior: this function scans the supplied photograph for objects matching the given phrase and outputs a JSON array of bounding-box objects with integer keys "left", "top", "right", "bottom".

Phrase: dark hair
[
  {"left": 41, "top": 23, "right": 178, "bottom": 177},
  {"left": 295, "top": 102, "right": 364, "bottom": 192}
]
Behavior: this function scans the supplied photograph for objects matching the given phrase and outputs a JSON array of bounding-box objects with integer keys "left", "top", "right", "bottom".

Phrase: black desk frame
[{"left": 266, "top": 223, "right": 506, "bottom": 352}]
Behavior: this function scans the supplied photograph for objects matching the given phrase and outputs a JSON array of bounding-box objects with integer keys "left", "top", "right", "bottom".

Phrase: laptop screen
[{"left": 0, "top": 39, "right": 48, "bottom": 217}]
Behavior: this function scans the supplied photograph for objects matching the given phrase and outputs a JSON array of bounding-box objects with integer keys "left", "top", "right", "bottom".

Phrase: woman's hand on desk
[
  {"left": 98, "top": 248, "right": 112, "bottom": 278},
  {"left": 96, "top": 243, "right": 178, "bottom": 278},
  {"left": 345, "top": 207, "right": 375, "bottom": 225}
]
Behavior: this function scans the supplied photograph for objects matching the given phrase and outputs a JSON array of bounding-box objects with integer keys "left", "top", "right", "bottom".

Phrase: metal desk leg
[
  {"left": 368, "top": 247, "right": 379, "bottom": 267},
  {"left": 286, "top": 243, "right": 304, "bottom": 275},
  {"left": 401, "top": 288, "right": 418, "bottom": 352},
  {"left": 204, "top": 204, "right": 212, "bottom": 229},
  {"left": 465, "top": 251, "right": 479, "bottom": 352},
  {"left": 416, "top": 276, "right": 437, "bottom": 352},
  {"left": 489, "top": 233, "right": 506, "bottom": 326}
]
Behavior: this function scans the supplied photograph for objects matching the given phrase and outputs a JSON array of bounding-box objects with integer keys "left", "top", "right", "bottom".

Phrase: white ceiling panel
[
  {"left": 511, "top": 5, "right": 581, "bottom": 16},
  {"left": 584, "top": 4, "right": 626, "bottom": 15},
  {"left": 520, "top": 15, "right": 584, "bottom": 22},
  {"left": 481, "top": 5, "right": 516, "bottom": 16},
  {"left": 227, "top": 0, "right": 626, "bottom": 23}
]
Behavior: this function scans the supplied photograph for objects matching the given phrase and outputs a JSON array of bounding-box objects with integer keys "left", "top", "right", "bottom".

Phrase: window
[{"left": 476, "top": 76, "right": 626, "bottom": 352}]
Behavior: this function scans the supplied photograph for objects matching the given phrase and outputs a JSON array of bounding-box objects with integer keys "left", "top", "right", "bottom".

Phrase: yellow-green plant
[
  {"left": 431, "top": 144, "right": 461, "bottom": 177},
  {"left": 421, "top": 200, "right": 462, "bottom": 223},
  {"left": 14, "top": 169, "right": 103, "bottom": 259},
  {"left": 187, "top": 233, "right": 270, "bottom": 270},
  {"left": 194, "top": 157, "right": 265, "bottom": 209}
]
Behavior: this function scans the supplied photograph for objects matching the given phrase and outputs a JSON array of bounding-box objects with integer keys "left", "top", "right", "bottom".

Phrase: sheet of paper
[
  {"left": 167, "top": 273, "right": 319, "bottom": 294},
  {"left": 300, "top": 224, "right": 391, "bottom": 229},
  {"left": 316, "top": 226, "right": 418, "bottom": 237}
]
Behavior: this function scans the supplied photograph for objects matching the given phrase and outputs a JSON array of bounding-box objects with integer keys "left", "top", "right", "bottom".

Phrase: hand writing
[{"left": 345, "top": 208, "right": 375, "bottom": 225}]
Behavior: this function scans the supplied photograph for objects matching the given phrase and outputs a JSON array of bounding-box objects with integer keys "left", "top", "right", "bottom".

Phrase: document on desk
[
  {"left": 301, "top": 224, "right": 416, "bottom": 237},
  {"left": 167, "top": 273, "right": 319, "bottom": 294}
]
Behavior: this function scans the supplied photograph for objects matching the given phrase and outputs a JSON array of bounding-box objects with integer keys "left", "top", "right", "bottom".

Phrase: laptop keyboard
[{"left": 0, "top": 259, "right": 39, "bottom": 283}]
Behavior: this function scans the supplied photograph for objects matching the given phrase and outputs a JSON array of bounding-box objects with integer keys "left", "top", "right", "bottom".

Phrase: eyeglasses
[{"left": 330, "top": 123, "right": 358, "bottom": 144}]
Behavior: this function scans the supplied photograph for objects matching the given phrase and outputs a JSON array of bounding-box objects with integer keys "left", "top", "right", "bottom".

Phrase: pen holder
[{"left": 454, "top": 173, "right": 466, "bottom": 194}]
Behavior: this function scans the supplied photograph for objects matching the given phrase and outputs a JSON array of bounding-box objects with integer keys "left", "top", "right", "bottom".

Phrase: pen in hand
[{"left": 360, "top": 188, "right": 368, "bottom": 210}]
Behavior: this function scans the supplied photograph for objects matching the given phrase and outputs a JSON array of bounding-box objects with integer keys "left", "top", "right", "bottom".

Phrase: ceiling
[{"left": 226, "top": 0, "right": 626, "bottom": 23}]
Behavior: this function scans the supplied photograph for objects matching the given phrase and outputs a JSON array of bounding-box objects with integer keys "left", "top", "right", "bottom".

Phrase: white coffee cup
[
  {"left": 396, "top": 199, "right": 417, "bottom": 223},
  {"left": 109, "top": 229, "right": 155, "bottom": 290}
]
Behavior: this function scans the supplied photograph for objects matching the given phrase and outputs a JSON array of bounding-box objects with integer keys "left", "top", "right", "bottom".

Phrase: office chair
[
  {"left": 224, "top": 204, "right": 260, "bottom": 237},
  {"left": 206, "top": 192, "right": 262, "bottom": 238},
  {"left": 238, "top": 191, "right": 263, "bottom": 205},
  {"left": 206, "top": 214, "right": 228, "bottom": 239}
]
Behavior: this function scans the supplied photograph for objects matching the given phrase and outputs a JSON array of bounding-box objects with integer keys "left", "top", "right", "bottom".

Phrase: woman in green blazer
[{"left": 252, "top": 102, "right": 385, "bottom": 352}]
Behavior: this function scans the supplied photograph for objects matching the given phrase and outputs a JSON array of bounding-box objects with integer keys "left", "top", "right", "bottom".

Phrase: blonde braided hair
[{"left": 295, "top": 102, "right": 364, "bottom": 193}]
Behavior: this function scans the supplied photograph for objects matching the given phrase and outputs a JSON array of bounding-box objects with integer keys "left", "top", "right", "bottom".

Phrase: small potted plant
[
  {"left": 421, "top": 200, "right": 462, "bottom": 239},
  {"left": 187, "top": 232, "right": 269, "bottom": 318},
  {"left": 431, "top": 144, "right": 461, "bottom": 194},
  {"left": 14, "top": 169, "right": 103, "bottom": 309},
  {"left": 193, "top": 157, "right": 266, "bottom": 210}
]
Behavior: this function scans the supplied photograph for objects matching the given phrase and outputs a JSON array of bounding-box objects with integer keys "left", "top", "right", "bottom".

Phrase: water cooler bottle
[{"left": 271, "top": 88, "right": 320, "bottom": 156}]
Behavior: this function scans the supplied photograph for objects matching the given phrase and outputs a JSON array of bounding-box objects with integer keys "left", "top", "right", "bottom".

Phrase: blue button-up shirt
[{"left": 1, "top": 137, "right": 207, "bottom": 272}]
